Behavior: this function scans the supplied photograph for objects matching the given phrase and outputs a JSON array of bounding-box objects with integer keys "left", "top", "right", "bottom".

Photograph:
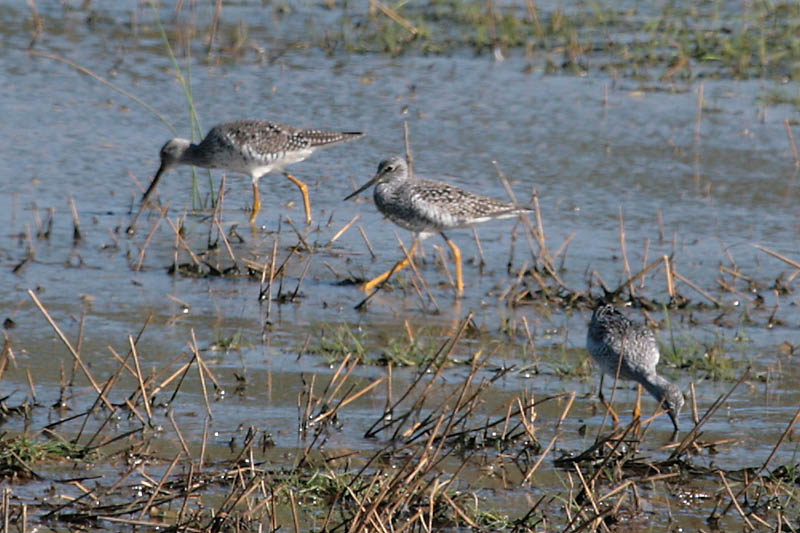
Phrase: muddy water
[{"left": 2, "top": 2, "right": 800, "bottom": 530}]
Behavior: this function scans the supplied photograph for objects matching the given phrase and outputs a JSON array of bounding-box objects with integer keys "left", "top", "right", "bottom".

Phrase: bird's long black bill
[
  {"left": 343, "top": 174, "right": 379, "bottom": 201},
  {"left": 141, "top": 164, "right": 166, "bottom": 205},
  {"left": 127, "top": 165, "right": 165, "bottom": 235}
]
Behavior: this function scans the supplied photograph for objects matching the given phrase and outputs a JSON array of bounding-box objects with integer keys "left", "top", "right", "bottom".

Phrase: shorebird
[
  {"left": 137, "top": 120, "right": 363, "bottom": 225},
  {"left": 586, "top": 303, "right": 684, "bottom": 432},
  {"left": 344, "top": 156, "right": 532, "bottom": 296}
]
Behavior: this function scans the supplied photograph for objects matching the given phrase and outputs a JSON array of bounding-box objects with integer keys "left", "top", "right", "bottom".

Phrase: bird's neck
[
  {"left": 374, "top": 179, "right": 398, "bottom": 204},
  {"left": 181, "top": 142, "right": 209, "bottom": 166},
  {"left": 641, "top": 373, "right": 672, "bottom": 404}
]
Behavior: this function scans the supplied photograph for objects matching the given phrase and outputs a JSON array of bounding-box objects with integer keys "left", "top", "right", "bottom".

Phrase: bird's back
[
  {"left": 198, "top": 120, "right": 362, "bottom": 176},
  {"left": 375, "top": 176, "right": 530, "bottom": 233},
  {"left": 587, "top": 304, "right": 660, "bottom": 381}
]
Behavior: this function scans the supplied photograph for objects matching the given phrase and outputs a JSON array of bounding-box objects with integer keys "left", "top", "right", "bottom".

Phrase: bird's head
[{"left": 344, "top": 156, "right": 408, "bottom": 201}]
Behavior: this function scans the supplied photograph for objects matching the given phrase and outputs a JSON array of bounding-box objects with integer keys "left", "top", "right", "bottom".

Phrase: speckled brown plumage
[
  {"left": 136, "top": 119, "right": 363, "bottom": 226},
  {"left": 587, "top": 303, "right": 684, "bottom": 431},
  {"left": 346, "top": 156, "right": 531, "bottom": 236},
  {"left": 344, "top": 156, "right": 532, "bottom": 295},
  {"left": 187, "top": 120, "right": 363, "bottom": 174}
]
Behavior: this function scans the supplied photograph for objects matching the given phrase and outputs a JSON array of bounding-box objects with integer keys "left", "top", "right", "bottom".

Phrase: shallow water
[{"left": 2, "top": 1, "right": 800, "bottom": 530}]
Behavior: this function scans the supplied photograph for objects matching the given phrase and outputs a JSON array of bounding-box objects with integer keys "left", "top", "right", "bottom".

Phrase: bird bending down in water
[
  {"left": 586, "top": 303, "right": 684, "bottom": 432},
  {"left": 344, "top": 156, "right": 532, "bottom": 296},
  {"left": 134, "top": 119, "right": 363, "bottom": 227}
]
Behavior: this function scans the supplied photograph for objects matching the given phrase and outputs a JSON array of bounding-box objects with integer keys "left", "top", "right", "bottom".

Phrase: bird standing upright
[{"left": 345, "top": 156, "right": 531, "bottom": 296}]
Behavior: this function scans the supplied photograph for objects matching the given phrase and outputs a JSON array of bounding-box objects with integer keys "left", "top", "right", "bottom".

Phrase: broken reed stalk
[
  {"left": 717, "top": 398, "right": 800, "bottom": 521},
  {"left": 314, "top": 353, "right": 355, "bottom": 412},
  {"left": 73, "top": 316, "right": 151, "bottom": 441},
  {"left": 25, "top": 368, "right": 36, "bottom": 403},
  {"left": 522, "top": 431, "right": 559, "bottom": 484},
  {"left": 610, "top": 256, "right": 665, "bottom": 297},
  {"left": 265, "top": 238, "right": 278, "bottom": 322},
  {"left": 68, "top": 194, "right": 82, "bottom": 242},
  {"left": 357, "top": 225, "right": 377, "bottom": 259},
  {"left": 492, "top": 161, "right": 552, "bottom": 272},
  {"left": 552, "top": 231, "right": 575, "bottom": 262},
  {"left": 189, "top": 329, "right": 214, "bottom": 419},
  {"left": 403, "top": 120, "right": 415, "bottom": 176},
  {"left": 67, "top": 305, "right": 88, "bottom": 387},
  {"left": 663, "top": 254, "right": 675, "bottom": 298},
  {"left": 212, "top": 216, "right": 238, "bottom": 265},
  {"left": 26, "top": 0, "right": 43, "bottom": 48},
  {"left": 165, "top": 215, "right": 202, "bottom": 266},
  {"left": 27, "top": 290, "right": 113, "bottom": 410},
  {"left": 31, "top": 203, "right": 43, "bottom": 238},
  {"left": 313, "top": 377, "right": 385, "bottom": 425},
  {"left": 497, "top": 259, "right": 528, "bottom": 302},
  {"left": 672, "top": 268, "right": 720, "bottom": 306},
  {"left": 784, "top": 118, "right": 799, "bottom": 167},
  {"left": 520, "top": 315, "right": 540, "bottom": 368},
  {"left": 206, "top": 0, "right": 223, "bottom": 55},
  {"left": 640, "top": 237, "right": 650, "bottom": 289},
  {"left": 134, "top": 206, "right": 167, "bottom": 271},
  {"left": 718, "top": 470, "right": 756, "bottom": 529},
  {"left": 753, "top": 243, "right": 800, "bottom": 271},
  {"left": 369, "top": 0, "right": 418, "bottom": 35},
  {"left": 670, "top": 367, "right": 750, "bottom": 459},
  {"left": 284, "top": 216, "right": 312, "bottom": 252},
  {"left": 695, "top": 81, "right": 704, "bottom": 140},
  {"left": 572, "top": 463, "right": 610, "bottom": 533},
  {"left": 618, "top": 207, "right": 634, "bottom": 296},
  {"left": 138, "top": 452, "right": 183, "bottom": 520},
  {"left": 288, "top": 257, "right": 312, "bottom": 301},
  {"left": 471, "top": 226, "right": 486, "bottom": 268},
  {"left": 74, "top": 355, "right": 126, "bottom": 446},
  {"left": 433, "top": 244, "right": 456, "bottom": 288},
  {"left": 168, "top": 410, "right": 192, "bottom": 459},
  {"left": 426, "top": 352, "right": 487, "bottom": 459},
  {"left": 364, "top": 312, "right": 474, "bottom": 439},
  {"left": 328, "top": 214, "right": 359, "bottom": 245},
  {"left": 129, "top": 336, "right": 152, "bottom": 421}
]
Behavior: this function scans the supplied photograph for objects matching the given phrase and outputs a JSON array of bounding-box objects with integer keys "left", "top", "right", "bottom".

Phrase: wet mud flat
[{"left": 2, "top": 1, "right": 800, "bottom": 531}]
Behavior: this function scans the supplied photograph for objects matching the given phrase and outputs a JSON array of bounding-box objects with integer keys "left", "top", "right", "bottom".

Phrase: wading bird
[
  {"left": 136, "top": 119, "right": 363, "bottom": 226},
  {"left": 345, "top": 156, "right": 531, "bottom": 296},
  {"left": 586, "top": 302, "right": 684, "bottom": 432}
]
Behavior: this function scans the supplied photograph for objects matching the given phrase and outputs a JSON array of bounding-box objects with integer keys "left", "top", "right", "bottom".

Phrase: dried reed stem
[
  {"left": 785, "top": 118, "right": 799, "bottom": 167},
  {"left": 369, "top": 0, "right": 418, "bottom": 35},
  {"left": 328, "top": 214, "right": 359, "bottom": 244},
  {"left": 357, "top": 225, "right": 377, "bottom": 259},
  {"left": 27, "top": 290, "right": 112, "bottom": 409},
  {"left": 663, "top": 254, "right": 675, "bottom": 298},
  {"left": 69, "top": 195, "right": 82, "bottom": 242},
  {"left": 618, "top": 207, "right": 634, "bottom": 296}
]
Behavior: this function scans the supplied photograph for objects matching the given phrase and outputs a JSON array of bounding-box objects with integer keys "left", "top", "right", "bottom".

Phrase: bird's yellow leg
[
  {"left": 250, "top": 182, "right": 261, "bottom": 224},
  {"left": 633, "top": 385, "right": 642, "bottom": 421},
  {"left": 362, "top": 240, "right": 419, "bottom": 292},
  {"left": 284, "top": 172, "right": 312, "bottom": 224},
  {"left": 441, "top": 234, "right": 463, "bottom": 296}
]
